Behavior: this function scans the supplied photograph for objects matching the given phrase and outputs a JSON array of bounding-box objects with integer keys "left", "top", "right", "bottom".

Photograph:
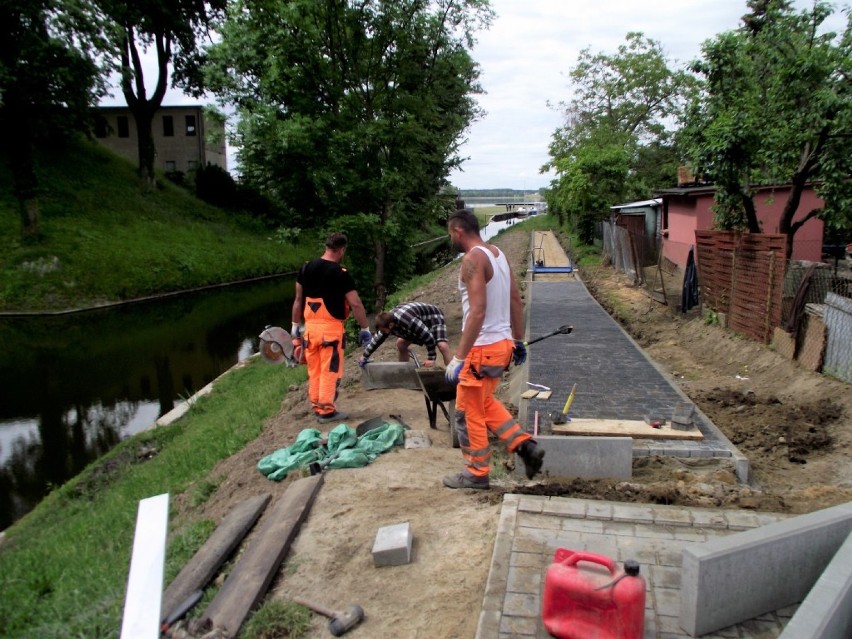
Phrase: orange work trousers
[
  {"left": 303, "top": 316, "right": 345, "bottom": 418},
  {"left": 454, "top": 339, "right": 532, "bottom": 479}
]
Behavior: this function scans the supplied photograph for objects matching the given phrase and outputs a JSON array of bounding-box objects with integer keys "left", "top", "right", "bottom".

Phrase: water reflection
[{"left": 0, "top": 277, "right": 295, "bottom": 529}]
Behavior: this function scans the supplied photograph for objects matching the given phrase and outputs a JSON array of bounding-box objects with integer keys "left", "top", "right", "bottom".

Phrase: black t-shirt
[{"left": 297, "top": 258, "right": 357, "bottom": 320}]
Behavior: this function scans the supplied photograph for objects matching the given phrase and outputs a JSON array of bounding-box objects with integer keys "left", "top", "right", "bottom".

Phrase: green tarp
[{"left": 257, "top": 419, "right": 406, "bottom": 481}]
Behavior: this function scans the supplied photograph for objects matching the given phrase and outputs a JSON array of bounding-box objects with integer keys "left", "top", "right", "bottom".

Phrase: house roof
[{"left": 610, "top": 198, "right": 662, "bottom": 211}]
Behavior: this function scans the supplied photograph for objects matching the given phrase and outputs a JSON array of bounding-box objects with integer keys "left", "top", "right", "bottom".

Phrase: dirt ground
[{"left": 179, "top": 228, "right": 852, "bottom": 639}]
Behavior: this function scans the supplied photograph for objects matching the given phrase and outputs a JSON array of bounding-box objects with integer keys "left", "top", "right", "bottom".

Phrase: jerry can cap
[{"left": 624, "top": 559, "right": 640, "bottom": 576}]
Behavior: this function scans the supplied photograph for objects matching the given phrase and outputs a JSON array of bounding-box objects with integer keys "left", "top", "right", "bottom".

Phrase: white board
[{"left": 120, "top": 493, "right": 169, "bottom": 639}]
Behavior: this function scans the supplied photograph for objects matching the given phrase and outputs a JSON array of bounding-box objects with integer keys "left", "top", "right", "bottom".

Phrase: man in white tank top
[{"left": 442, "top": 210, "right": 544, "bottom": 489}]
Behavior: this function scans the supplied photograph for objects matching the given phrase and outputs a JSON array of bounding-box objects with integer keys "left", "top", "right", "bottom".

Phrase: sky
[{"left": 101, "top": 0, "right": 848, "bottom": 191}]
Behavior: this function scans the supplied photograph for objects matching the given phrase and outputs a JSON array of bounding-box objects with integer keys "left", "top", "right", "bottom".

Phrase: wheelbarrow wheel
[{"left": 448, "top": 400, "right": 459, "bottom": 448}]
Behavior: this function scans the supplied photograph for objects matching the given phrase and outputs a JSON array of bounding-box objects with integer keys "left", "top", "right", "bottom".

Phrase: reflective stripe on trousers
[
  {"left": 304, "top": 299, "right": 345, "bottom": 417},
  {"left": 455, "top": 340, "right": 532, "bottom": 479}
]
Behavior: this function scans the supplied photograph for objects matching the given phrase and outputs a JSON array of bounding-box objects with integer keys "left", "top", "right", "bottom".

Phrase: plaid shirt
[{"left": 363, "top": 302, "right": 448, "bottom": 361}]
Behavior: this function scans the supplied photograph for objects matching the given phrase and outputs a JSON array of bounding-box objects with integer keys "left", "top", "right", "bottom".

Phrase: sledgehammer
[{"left": 293, "top": 596, "right": 365, "bottom": 636}]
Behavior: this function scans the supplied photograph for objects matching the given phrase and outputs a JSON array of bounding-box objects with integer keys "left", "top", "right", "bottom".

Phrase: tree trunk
[
  {"left": 373, "top": 235, "right": 388, "bottom": 313},
  {"left": 9, "top": 114, "right": 40, "bottom": 241},
  {"left": 133, "top": 107, "right": 156, "bottom": 187}
]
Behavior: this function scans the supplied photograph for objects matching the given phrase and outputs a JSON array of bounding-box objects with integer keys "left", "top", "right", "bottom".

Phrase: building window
[
  {"left": 94, "top": 117, "right": 108, "bottom": 138},
  {"left": 187, "top": 160, "right": 198, "bottom": 171},
  {"left": 117, "top": 116, "right": 129, "bottom": 138},
  {"left": 185, "top": 115, "right": 197, "bottom": 136},
  {"left": 165, "top": 160, "right": 176, "bottom": 171},
  {"left": 163, "top": 115, "right": 174, "bottom": 137}
]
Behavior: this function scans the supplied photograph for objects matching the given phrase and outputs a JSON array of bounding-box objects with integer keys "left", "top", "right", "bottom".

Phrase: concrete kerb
[
  {"left": 679, "top": 501, "right": 852, "bottom": 637},
  {"left": 778, "top": 528, "right": 852, "bottom": 639}
]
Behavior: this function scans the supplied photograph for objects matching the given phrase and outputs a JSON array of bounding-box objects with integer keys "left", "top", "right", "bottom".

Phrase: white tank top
[{"left": 459, "top": 245, "right": 513, "bottom": 346}]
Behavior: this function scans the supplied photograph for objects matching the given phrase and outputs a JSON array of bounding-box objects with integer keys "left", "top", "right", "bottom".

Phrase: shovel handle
[
  {"left": 524, "top": 325, "right": 573, "bottom": 346},
  {"left": 561, "top": 383, "right": 577, "bottom": 414}
]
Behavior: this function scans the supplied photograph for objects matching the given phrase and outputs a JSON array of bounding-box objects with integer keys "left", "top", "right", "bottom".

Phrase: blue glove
[
  {"left": 358, "top": 329, "right": 372, "bottom": 346},
  {"left": 445, "top": 356, "right": 464, "bottom": 385},
  {"left": 512, "top": 340, "right": 527, "bottom": 366},
  {"left": 357, "top": 356, "right": 369, "bottom": 369}
]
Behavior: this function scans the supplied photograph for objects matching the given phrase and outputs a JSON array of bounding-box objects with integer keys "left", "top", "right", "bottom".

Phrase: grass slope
[{"left": 0, "top": 139, "right": 315, "bottom": 312}]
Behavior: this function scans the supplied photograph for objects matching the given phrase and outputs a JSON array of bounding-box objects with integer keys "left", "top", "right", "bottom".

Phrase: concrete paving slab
[{"left": 476, "top": 495, "right": 792, "bottom": 639}]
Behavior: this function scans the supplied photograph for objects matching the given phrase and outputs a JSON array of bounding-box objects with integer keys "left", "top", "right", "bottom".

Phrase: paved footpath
[
  {"left": 476, "top": 495, "right": 795, "bottom": 639},
  {"left": 475, "top": 235, "right": 794, "bottom": 638}
]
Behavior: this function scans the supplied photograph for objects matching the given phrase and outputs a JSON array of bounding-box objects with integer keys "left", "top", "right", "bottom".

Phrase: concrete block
[
  {"left": 516, "top": 436, "right": 632, "bottom": 480},
  {"left": 778, "top": 529, "right": 852, "bottom": 639},
  {"left": 679, "top": 501, "right": 852, "bottom": 637},
  {"left": 372, "top": 522, "right": 413, "bottom": 567}
]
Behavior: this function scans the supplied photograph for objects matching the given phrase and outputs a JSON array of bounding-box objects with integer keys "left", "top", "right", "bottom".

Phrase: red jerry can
[{"left": 542, "top": 548, "right": 646, "bottom": 639}]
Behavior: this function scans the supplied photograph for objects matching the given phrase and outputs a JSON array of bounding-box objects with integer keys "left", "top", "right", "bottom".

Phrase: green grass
[
  {"left": 0, "top": 138, "right": 316, "bottom": 311},
  {"left": 0, "top": 358, "right": 307, "bottom": 639}
]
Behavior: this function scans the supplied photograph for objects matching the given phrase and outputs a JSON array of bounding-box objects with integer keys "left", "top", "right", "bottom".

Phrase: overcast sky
[
  {"left": 102, "top": 0, "right": 848, "bottom": 191},
  {"left": 450, "top": 0, "right": 847, "bottom": 191}
]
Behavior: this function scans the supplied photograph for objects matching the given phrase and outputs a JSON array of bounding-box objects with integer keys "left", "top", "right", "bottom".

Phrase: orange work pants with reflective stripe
[
  {"left": 304, "top": 301, "right": 346, "bottom": 418},
  {"left": 454, "top": 339, "right": 532, "bottom": 479}
]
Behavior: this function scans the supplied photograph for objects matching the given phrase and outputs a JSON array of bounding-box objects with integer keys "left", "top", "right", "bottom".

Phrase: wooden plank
[
  {"left": 200, "top": 475, "right": 324, "bottom": 638},
  {"left": 537, "top": 390, "right": 553, "bottom": 400},
  {"left": 521, "top": 389, "right": 539, "bottom": 399},
  {"left": 551, "top": 418, "right": 704, "bottom": 441},
  {"left": 161, "top": 494, "right": 271, "bottom": 623},
  {"left": 121, "top": 493, "right": 170, "bottom": 639}
]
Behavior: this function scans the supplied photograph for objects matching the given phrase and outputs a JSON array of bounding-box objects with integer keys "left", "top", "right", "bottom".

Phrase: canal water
[
  {"left": 0, "top": 219, "right": 517, "bottom": 529},
  {"left": 0, "top": 276, "right": 295, "bottom": 529}
]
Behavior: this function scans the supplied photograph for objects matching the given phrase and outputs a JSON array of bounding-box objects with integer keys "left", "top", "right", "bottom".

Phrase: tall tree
[
  {"left": 681, "top": 0, "right": 852, "bottom": 256},
  {"left": 545, "top": 32, "right": 697, "bottom": 241},
  {"left": 205, "top": 0, "right": 491, "bottom": 310},
  {"left": 0, "top": 0, "right": 104, "bottom": 240},
  {"left": 96, "top": 0, "right": 226, "bottom": 186}
]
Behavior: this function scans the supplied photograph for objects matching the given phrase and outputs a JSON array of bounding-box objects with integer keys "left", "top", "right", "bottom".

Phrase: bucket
[{"left": 542, "top": 548, "right": 646, "bottom": 639}]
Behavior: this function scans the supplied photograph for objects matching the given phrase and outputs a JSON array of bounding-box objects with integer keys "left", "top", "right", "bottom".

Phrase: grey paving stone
[
  {"left": 507, "top": 565, "right": 542, "bottom": 594},
  {"left": 503, "top": 592, "right": 539, "bottom": 617},
  {"left": 655, "top": 588, "right": 681, "bottom": 617},
  {"left": 653, "top": 506, "right": 694, "bottom": 527},
  {"left": 517, "top": 512, "right": 563, "bottom": 530},
  {"left": 499, "top": 614, "right": 537, "bottom": 636},
  {"left": 612, "top": 503, "right": 656, "bottom": 524},
  {"left": 541, "top": 497, "right": 587, "bottom": 517},
  {"left": 650, "top": 564, "right": 682, "bottom": 589},
  {"left": 511, "top": 551, "right": 544, "bottom": 568}
]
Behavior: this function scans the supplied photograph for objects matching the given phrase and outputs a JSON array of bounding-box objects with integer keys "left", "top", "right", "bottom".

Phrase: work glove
[
  {"left": 358, "top": 329, "right": 373, "bottom": 346},
  {"left": 292, "top": 337, "right": 305, "bottom": 364},
  {"left": 357, "top": 356, "right": 369, "bottom": 369},
  {"left": 445, "top": 356, "right": 464, "bottom": 385},
  {"left": 291, "top": 322, "right": 303, "bottom": 338},
  {"left": 512, "top": 340, "right": 527, "bottom": 366}
]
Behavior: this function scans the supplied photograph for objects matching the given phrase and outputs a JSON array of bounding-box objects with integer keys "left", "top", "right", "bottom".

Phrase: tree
[
  {"left": 204, "top": 0, "right": 491, "bottom": 310},
  {"left": 545, "top": 33, "right": 698, "bottom": 240},
  {"left": 95, "top": 0, "right": 226, "bottom": 186},
  {"left": 681, "top": 0, "right": 852, "bottom": 257},
  {"left": 0, "top": 0, "right": 104, "bottom": 240}
]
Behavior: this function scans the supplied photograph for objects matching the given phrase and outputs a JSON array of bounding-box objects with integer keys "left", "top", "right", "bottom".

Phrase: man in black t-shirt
[{"left": 292, "top": 232, "right": 372, "bottom": 423}]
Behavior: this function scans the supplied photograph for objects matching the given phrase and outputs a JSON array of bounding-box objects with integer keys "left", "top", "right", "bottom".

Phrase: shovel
[{"left": 523, "top": 324, "right": 573, "bottom": 346}]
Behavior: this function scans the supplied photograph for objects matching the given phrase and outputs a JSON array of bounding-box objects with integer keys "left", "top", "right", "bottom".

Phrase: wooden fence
[{"left": 694, "top": 231, "right": 787, "bottom": 344}]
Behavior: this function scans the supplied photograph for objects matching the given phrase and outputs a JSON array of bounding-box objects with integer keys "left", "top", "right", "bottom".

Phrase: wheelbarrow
[{"left": 414, "top": 368, "right": 458, "bottom": 448}]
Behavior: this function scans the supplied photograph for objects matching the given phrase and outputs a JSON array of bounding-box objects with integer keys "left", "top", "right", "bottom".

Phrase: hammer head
[{"left": 328, "top": 604, "right": 365, "bottom": 636}]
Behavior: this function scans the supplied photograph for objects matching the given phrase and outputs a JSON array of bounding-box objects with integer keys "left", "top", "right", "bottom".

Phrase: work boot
[
  {"left": 317, "top": 410, "right": 348, "bottom": 424},
  {"left": 517, "top": 440, "right": 545, "bottom": 480},
  {"left": 442, "top": 472, "right": 490, "bottom": 490}
]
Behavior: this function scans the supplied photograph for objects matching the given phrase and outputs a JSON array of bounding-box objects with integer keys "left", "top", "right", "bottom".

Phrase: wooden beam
[
  {"left": 200, "top": 475, "right": 324, "bottom": 637},
  {"left": 161, "top": 494, "right": 271, "bottom": 624},
  {"left": 551, "top": 418, "right": 704, "bottom": 441},
  {"left": 120, "top": 493, "right": 170, "bottom": 639}
]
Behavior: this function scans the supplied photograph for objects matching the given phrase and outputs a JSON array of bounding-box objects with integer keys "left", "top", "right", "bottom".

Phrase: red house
[{"left": 656, "top": 183, "right": 825, "bottom": 268}]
